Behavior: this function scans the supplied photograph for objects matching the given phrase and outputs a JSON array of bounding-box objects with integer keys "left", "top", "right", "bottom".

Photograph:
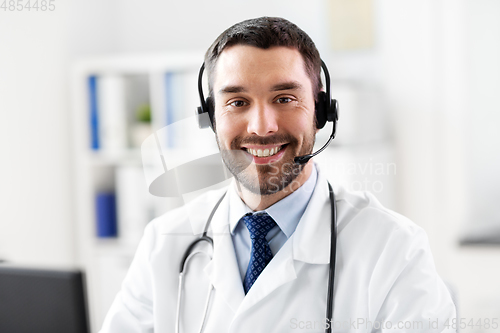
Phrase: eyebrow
[
  {"left": 219, "top": 85, "right": 246, "bottom": 94},
  {"left": 270, "top": 81, "right": 304, "bottom": 92},
  {"left": 218, "top": 81, "right": 304, "bottom": 95}
]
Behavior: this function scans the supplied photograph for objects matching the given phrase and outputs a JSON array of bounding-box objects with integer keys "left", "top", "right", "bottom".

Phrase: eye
[
  {"left": 229, "top": 100, "right": 248, "bottom": 107},
  {"left": 275, "top": 97, "right": 293, "bottom": 104}
]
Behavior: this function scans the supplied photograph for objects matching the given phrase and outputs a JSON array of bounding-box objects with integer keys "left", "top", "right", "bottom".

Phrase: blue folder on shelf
[{"left": 96, "top": 192, "right": 117, "bottom": 237}]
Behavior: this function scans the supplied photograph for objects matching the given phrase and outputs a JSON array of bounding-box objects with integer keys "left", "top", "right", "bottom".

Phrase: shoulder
[
  {"left": 334, "top": 188, "right": 453, "bottom": 310},
  {"left": 333, "top": 190, "right": 457, "bottom": 327},
  {"left": 336, "top": 186, "right": 425, "bottom": 241},
  {"left": 334, "top": 187, "right": 430, "bottom": 268}
]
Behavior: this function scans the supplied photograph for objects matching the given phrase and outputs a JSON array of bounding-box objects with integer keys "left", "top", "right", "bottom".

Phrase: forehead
[{"left": 213, "top": 45, "right": 312, "bottom": 91}]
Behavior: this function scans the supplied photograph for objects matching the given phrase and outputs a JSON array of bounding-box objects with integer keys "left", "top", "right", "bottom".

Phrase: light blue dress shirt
[{"left": 228, "top": 164, "right": 318, "bottom": 279}]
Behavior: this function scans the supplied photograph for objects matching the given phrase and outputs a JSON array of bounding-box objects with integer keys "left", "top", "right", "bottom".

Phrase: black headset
[{"left": 196, "top": 59, "right": 339, "bottom": 165}]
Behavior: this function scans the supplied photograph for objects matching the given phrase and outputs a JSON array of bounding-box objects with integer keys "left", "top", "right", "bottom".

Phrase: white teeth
[{"left": 246, "top": 146, "right": 283, "bottom": 157}]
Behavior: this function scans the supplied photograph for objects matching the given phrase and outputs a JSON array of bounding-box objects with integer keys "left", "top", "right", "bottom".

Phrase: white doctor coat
[{"left": 100, "top": 170, "right": 456, "bottom": 333}]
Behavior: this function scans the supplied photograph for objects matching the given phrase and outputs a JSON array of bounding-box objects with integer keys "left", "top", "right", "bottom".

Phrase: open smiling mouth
[{"left": 241, "top": 144, "right": 289, "bottom": 163}]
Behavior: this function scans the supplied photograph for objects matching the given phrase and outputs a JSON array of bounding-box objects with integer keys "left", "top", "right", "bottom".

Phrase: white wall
[
  {"left": 466, "top": 0, "right": 500, "bottom": 229},
  {"left": 0, "top": 3, "right": 74, "bottom": 265},
  {"left": 66, "top": 0, "right": 330, "bottom": 56}
]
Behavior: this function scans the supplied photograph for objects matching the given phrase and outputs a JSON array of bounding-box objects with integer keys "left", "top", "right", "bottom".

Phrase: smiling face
[{"left": 213, "top": 45, "right": 317, "bottom": 196}]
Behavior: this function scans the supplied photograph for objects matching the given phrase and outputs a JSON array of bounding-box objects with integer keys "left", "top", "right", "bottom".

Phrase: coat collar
[
  {"left": 202, "top": 164, "right": 334, "bottom": 316},
  {"left": 203, "top": 190, "right": 245, "bottom": 313},
  {"left": 292, "top": 168, "right": 333, "bottom": 264},
  {"left": 236, "top": 167, "right": 334, "bottom": 315},
  {"left": 227, "top": 164, "right": 318, "bottom": 239}
]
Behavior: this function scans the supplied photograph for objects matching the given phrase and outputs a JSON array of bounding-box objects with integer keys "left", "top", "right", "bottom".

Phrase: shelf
[
  {"left": 86, "top": 149, "right": 143, "bottom": 166},
  {"left": 73, "top": 52, "right": 204, "bottom": 75},
  {"left": 459, "top": 225, "right": 500, "bottom": 246},
  {"left": 90, "top": 238, "right": 139, "bottom": 257},
  {"left": 72, "top": 53, "right": 207, "bottom": 332}
]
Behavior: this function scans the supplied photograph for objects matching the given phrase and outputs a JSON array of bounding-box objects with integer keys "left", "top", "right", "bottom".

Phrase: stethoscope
[{"left": 175, "top": 181, "right": 337, "bottom": 333}]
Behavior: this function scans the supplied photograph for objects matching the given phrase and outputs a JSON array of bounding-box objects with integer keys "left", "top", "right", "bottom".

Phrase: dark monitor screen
[{"left": 0, "top": 265, "right": 90, "bottom": 333}]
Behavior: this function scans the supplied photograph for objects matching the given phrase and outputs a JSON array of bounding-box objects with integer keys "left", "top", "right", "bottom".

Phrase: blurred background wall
[{"left": 1, "top": 0, "right": 500, "bottom": 330}]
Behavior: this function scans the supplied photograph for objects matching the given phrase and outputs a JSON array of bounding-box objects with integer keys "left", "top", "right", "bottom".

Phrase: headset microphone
[
  {"left": 196, "top": 60, "right": 339, "bottom": 164},
  {"left": 294, "top": 104, "right": 337, "bottom": 164},
  {"left": 294, "top": 60, "right": 339, "bottom": 165}
]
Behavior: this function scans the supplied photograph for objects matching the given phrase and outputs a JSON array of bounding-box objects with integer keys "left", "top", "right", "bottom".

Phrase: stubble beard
[{"left": 216, "top": 129, "right": 316, "bottom": 196}]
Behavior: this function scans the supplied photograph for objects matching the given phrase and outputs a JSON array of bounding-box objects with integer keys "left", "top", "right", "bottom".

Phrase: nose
[{"left": 246, "top": 102, "right": 279, "bottom": 136}]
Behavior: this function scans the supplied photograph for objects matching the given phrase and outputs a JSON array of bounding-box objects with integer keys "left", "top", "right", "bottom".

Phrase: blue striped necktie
[{"left": 241, "top": 212, "right": 277, "bottom": 294}]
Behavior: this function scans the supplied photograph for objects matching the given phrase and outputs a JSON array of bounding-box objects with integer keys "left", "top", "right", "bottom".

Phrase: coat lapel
[
  {"left": 203, "top": 167, "right": 333, "bottom": 321},
  {"left": 292, "top": 170, "right": 332, "bottom": 265},
  {"left": 235, "top": 169, "right": 333, "bottom": 317},
  {"left": 233, "top": 169, "right": 331, "bottom": 315},
  {"left": 235, "top": 238, "right": 297, "bottom": 315},
  {"left": 203, "top": 192, "right": 245, "bottom": 313}
]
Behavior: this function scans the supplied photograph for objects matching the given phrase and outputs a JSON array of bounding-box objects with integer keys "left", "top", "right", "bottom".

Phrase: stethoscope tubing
[
  {"left": 176, "top": 193, "right": 226, "bottom": 333},
  {"left": 326, "top": 182, "right": 337, "bottom": 333},
  {"left": 176, "top": 184, "right": 337, "bottom": 333},
  {"left": 176, "top": 250, "right": 214, "bottom": 333}
]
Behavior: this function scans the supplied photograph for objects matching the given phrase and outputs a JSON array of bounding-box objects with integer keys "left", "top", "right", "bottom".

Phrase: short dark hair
[{"left": 204, "top": 17, "right": 322, "bottom": 100}]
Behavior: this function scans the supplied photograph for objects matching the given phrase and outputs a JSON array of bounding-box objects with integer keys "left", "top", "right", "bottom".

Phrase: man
[{"left": 100, "top": 17, "right": 456, "bottom": 332}]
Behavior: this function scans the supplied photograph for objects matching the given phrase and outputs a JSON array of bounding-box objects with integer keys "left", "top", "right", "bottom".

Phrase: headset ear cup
[
  {"left": 206, "top": 97, "right": 215, "bottom": 131},
  {"left": 328, "top": 99, "right": 338, "bottom": 122},
  {"left": 315, "top": 91, "right": 328, "bottom": 129},
  {"left": 329, "top": 99, "right": 339, "bottom": 138}
]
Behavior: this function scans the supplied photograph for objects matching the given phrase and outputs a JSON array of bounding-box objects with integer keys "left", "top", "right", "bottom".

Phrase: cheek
[
  {"left": 215, "top": 115, "right": 240, "bottom": 147},
  {"left": 283, "top": 107, "right": 316, "bottom": 137}
]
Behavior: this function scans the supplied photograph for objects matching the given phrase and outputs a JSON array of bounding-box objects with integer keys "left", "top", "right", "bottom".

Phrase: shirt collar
[{"left": 228, "top": 163, "right": 318, "bottom": 238}]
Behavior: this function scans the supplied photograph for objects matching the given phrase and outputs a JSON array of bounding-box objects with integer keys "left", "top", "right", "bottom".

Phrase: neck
[{"left": 236, "top": 160, "right": 314, "bottom": 211}]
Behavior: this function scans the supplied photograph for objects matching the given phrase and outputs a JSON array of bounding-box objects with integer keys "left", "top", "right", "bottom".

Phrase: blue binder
[
  {"left": 88, "top": 76, "right": 100, "bottom": 150},
  {"left": 95, "top": 192, "right": 117, "bottom": 237}
]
